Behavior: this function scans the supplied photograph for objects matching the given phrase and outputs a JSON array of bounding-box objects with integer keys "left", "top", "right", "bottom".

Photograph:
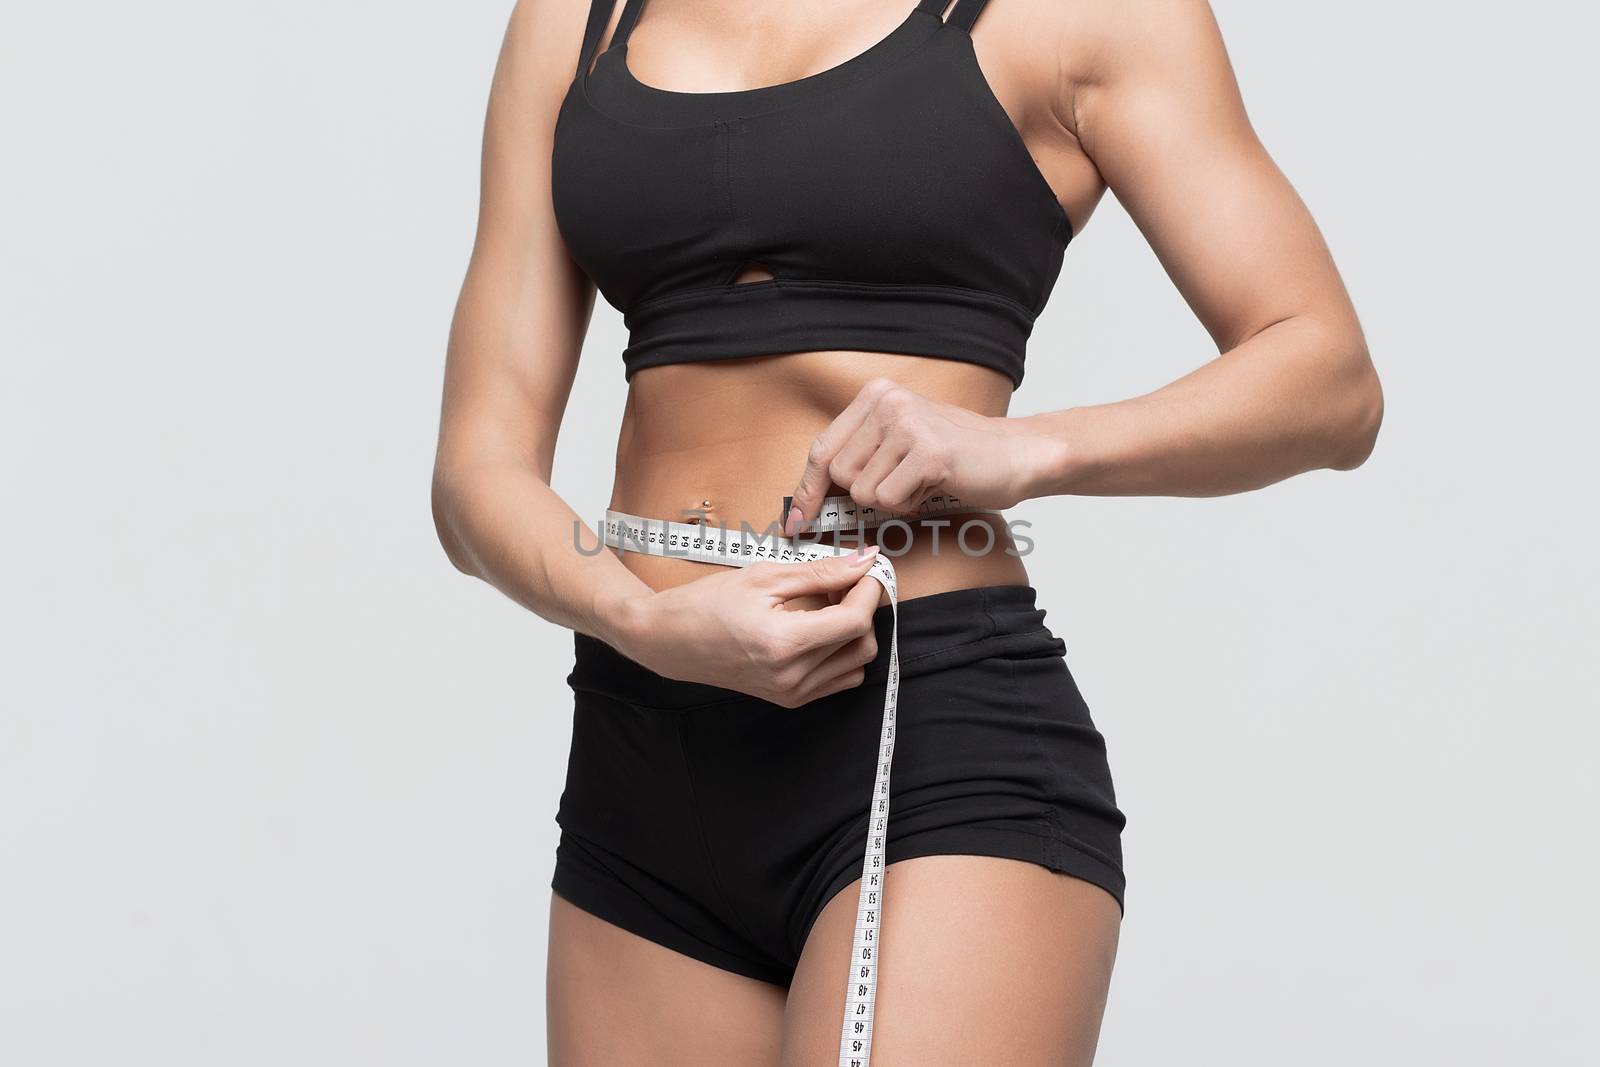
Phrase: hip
[{"left": 558, "top": 584, "right": 1126, "bottom": 908}]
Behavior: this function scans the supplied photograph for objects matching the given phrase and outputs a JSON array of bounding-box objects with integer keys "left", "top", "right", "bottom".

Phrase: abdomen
[{"left": 609, "top": 350, "right": 1030, "bottom": 603}]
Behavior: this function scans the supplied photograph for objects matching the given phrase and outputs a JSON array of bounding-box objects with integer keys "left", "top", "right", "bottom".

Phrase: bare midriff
[{"left": 609, "top": 347, "right": 1030, "bottom": 611}]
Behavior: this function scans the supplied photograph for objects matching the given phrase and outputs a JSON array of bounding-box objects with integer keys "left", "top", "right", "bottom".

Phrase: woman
[{"left": 432, "top": 0, "right": 1382, "bottom": 1062}]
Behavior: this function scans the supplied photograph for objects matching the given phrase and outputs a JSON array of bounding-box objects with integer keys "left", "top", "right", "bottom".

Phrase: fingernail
[
  {"left": 852, "top": 545, "right": 880, "bottom": 560},
  {"left": 784, "top": 505, "right": 803, "bottom": 536}
]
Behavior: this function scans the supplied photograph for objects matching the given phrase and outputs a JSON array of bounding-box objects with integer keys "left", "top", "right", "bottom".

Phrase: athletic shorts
[{"left": 550, "top": 583, "right": 1126, "bottom": 987}]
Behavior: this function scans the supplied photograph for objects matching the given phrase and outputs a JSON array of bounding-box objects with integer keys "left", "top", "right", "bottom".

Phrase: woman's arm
[
  {"left": 1013, "top": 0, "right": 1383, "bottom": 497},
  {"left": 784, "top": 0, "right": 1382, "bottom": 527},
  {"left": 432, "top": 0, "right": 649, "bottom": 643},
  {"left": 434, "top": 0, "right": 882, "bottom": 706}
]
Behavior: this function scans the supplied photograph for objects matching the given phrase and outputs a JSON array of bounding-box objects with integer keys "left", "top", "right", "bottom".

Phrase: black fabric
[
  {"left": 551, "top": 584, "right": 1126, "bottom": 987},
  {"left": 551, "top": 0, "right": 1072, "bottom": 390}
]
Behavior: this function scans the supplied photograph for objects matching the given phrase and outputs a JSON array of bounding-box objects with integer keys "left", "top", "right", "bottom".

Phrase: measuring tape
[{"left": 599, "top": 493, "right": 991, "bottom": 1067}]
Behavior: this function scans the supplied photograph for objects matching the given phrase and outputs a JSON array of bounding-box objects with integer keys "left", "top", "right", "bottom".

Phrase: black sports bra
[{"left": 551, "top": 0, "right": 1072, "bottom": 390}]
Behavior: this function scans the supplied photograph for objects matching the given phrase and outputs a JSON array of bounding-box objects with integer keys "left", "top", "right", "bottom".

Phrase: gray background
[{"left": 2, "top": 1, "right": 1595, "bottom": 1064}]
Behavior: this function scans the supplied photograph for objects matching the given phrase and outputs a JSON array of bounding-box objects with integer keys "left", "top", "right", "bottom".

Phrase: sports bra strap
[
  {"left": 574, "top": 0, "right": 650, "bottom": 80},
  {"left": 611, "top": 0, "right": 648, "bottom": 49},
  {"left": 945, "top": 0, "right": 992, "bottom": 32},
  {"left": 575, "top": 0, "right": 618, "bottom": 80},
  {"left": 915, "top": 0, "right": 951, "bottom": 14}
]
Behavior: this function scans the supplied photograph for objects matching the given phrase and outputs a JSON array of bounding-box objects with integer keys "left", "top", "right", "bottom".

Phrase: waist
[
  {"left": 610, "top": 352, "right": 1027, "bottom": 599},
  {"left": 606, "top": 505, "right": 1029, "bottom": 602}
]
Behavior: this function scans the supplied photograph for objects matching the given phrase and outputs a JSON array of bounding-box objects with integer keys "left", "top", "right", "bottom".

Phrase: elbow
[
  {"left": 431, "top": 465, "right": 479, "bottom": 578},
  {"left": 1325, "top": 342, "right": 1384, "bottom": 471}
]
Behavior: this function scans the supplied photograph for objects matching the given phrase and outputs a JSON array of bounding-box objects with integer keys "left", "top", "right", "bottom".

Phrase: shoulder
[
  {"left": 1047, "top": 0, "right": 1234, "bottom": 90},
  {"left": 472, "top": 0, "right": 604, "bottom": 187},
  {"left": 499, "top": 0, "right": 602, "bottom": 93},
  {"left": 1026, "top": 0, "right": 1242, "bottom": 148},
  {"left": 968, "top": 0, "right": 1230, "bottom": 139}
]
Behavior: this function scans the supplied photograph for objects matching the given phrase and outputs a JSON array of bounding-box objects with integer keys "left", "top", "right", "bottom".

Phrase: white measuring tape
[{"left": 600, "top": 493, "right": 991, "bottom": 1067}]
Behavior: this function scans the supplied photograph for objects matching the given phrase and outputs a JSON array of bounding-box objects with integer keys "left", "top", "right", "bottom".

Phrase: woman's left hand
[{"left": 784, "top": 377, "right": 1058, "bottom": 536}]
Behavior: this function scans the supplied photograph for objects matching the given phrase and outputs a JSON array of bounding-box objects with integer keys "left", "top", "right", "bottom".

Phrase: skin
[{"left": 435, "top": 0, "right": 1384, "bottom": 1062}]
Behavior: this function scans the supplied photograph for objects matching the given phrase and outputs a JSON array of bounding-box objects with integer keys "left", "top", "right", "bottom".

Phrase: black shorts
[{"left": 551, "top": 583, "right": 1126, "bottom": 987}]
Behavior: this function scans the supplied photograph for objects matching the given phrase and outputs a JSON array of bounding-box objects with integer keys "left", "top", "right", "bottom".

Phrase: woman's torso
[{"left": 558, "top": 0, "right": 1107, "bottom": 604}]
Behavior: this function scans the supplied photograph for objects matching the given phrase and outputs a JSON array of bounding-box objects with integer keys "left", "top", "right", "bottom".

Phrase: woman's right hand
[{"left": 613, "top": 547, "right": 885, "bottom": 708}]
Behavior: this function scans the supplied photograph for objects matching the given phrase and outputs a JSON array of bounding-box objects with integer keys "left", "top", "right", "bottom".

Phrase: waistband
[{"left": 568, "top": 583, "right": 1065, "bottom": 711}]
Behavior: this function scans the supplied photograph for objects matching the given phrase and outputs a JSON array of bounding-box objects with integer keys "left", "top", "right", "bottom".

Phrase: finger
[
  {"left": 782, "top": 569, "right": 884, "bottom": 648},
  {"left": 848, "top": 438, "right": 911, "bottom": 512},
  {"left": 794, "top": 666, "right": 870, "bottom": 705},
  {"left": 786, "top": 379, "right": 896, "bottom": 535},
  {"left": 761, "top": 547, "right": 880, "bottom": 599},
  {"left": 875, "top": 454, "right": 940, "bottom": 516},
  {"left": 768, "top": 579, "right": 884, "bottom": 704},
  {"left": 762, "top": 574, "right": 882, "bottom": 691},
  {"left": 793, "top": 592, "right": 899, "bottom": 701},
  {"left": 777, "top": 626, "right": 869, "bottom": 699},
  {"left": 828, "top": 419, "right": 889, "bottom": 500},
  {"left": 825, "top": 563, "right": 876, "bottom": 604},
  {"left": 766, "top": 622, "right": 870, "bottom": 707},
  {"left": 803, "top": 628, "right": 881, "bottom": 688}
]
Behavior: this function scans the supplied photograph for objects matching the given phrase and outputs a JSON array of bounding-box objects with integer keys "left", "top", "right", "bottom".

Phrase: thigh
[
  {"left": 781, "top": 856, "right": 1121, "bottom": 1066},
  {"left": 547, "top": 892, "right": 788, "bottom": 1067}
]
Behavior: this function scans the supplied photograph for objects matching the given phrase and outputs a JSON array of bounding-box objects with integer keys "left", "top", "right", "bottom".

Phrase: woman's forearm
[
  {"left": 432, "top": 460, "right": 652, "bottom": 649},
  {"left": 432, "top": 457, "right": 890, "bottom": 704},
  {"left": 1012, "top": 315, "right": 1383, "bottom": 499}
]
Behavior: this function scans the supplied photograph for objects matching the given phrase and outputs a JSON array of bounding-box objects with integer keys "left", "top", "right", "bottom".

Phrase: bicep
[
  {"left": 1073, "top": 0, "right": 1358, "bottom": 351},
  {"left": 439, "top": 0, "right": 597, "bottom": 480}
]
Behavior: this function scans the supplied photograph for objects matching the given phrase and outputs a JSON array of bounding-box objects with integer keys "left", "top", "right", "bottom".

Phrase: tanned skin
[{"left": 432, "top": 1, "right": 1382, "bottom": 1062}]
